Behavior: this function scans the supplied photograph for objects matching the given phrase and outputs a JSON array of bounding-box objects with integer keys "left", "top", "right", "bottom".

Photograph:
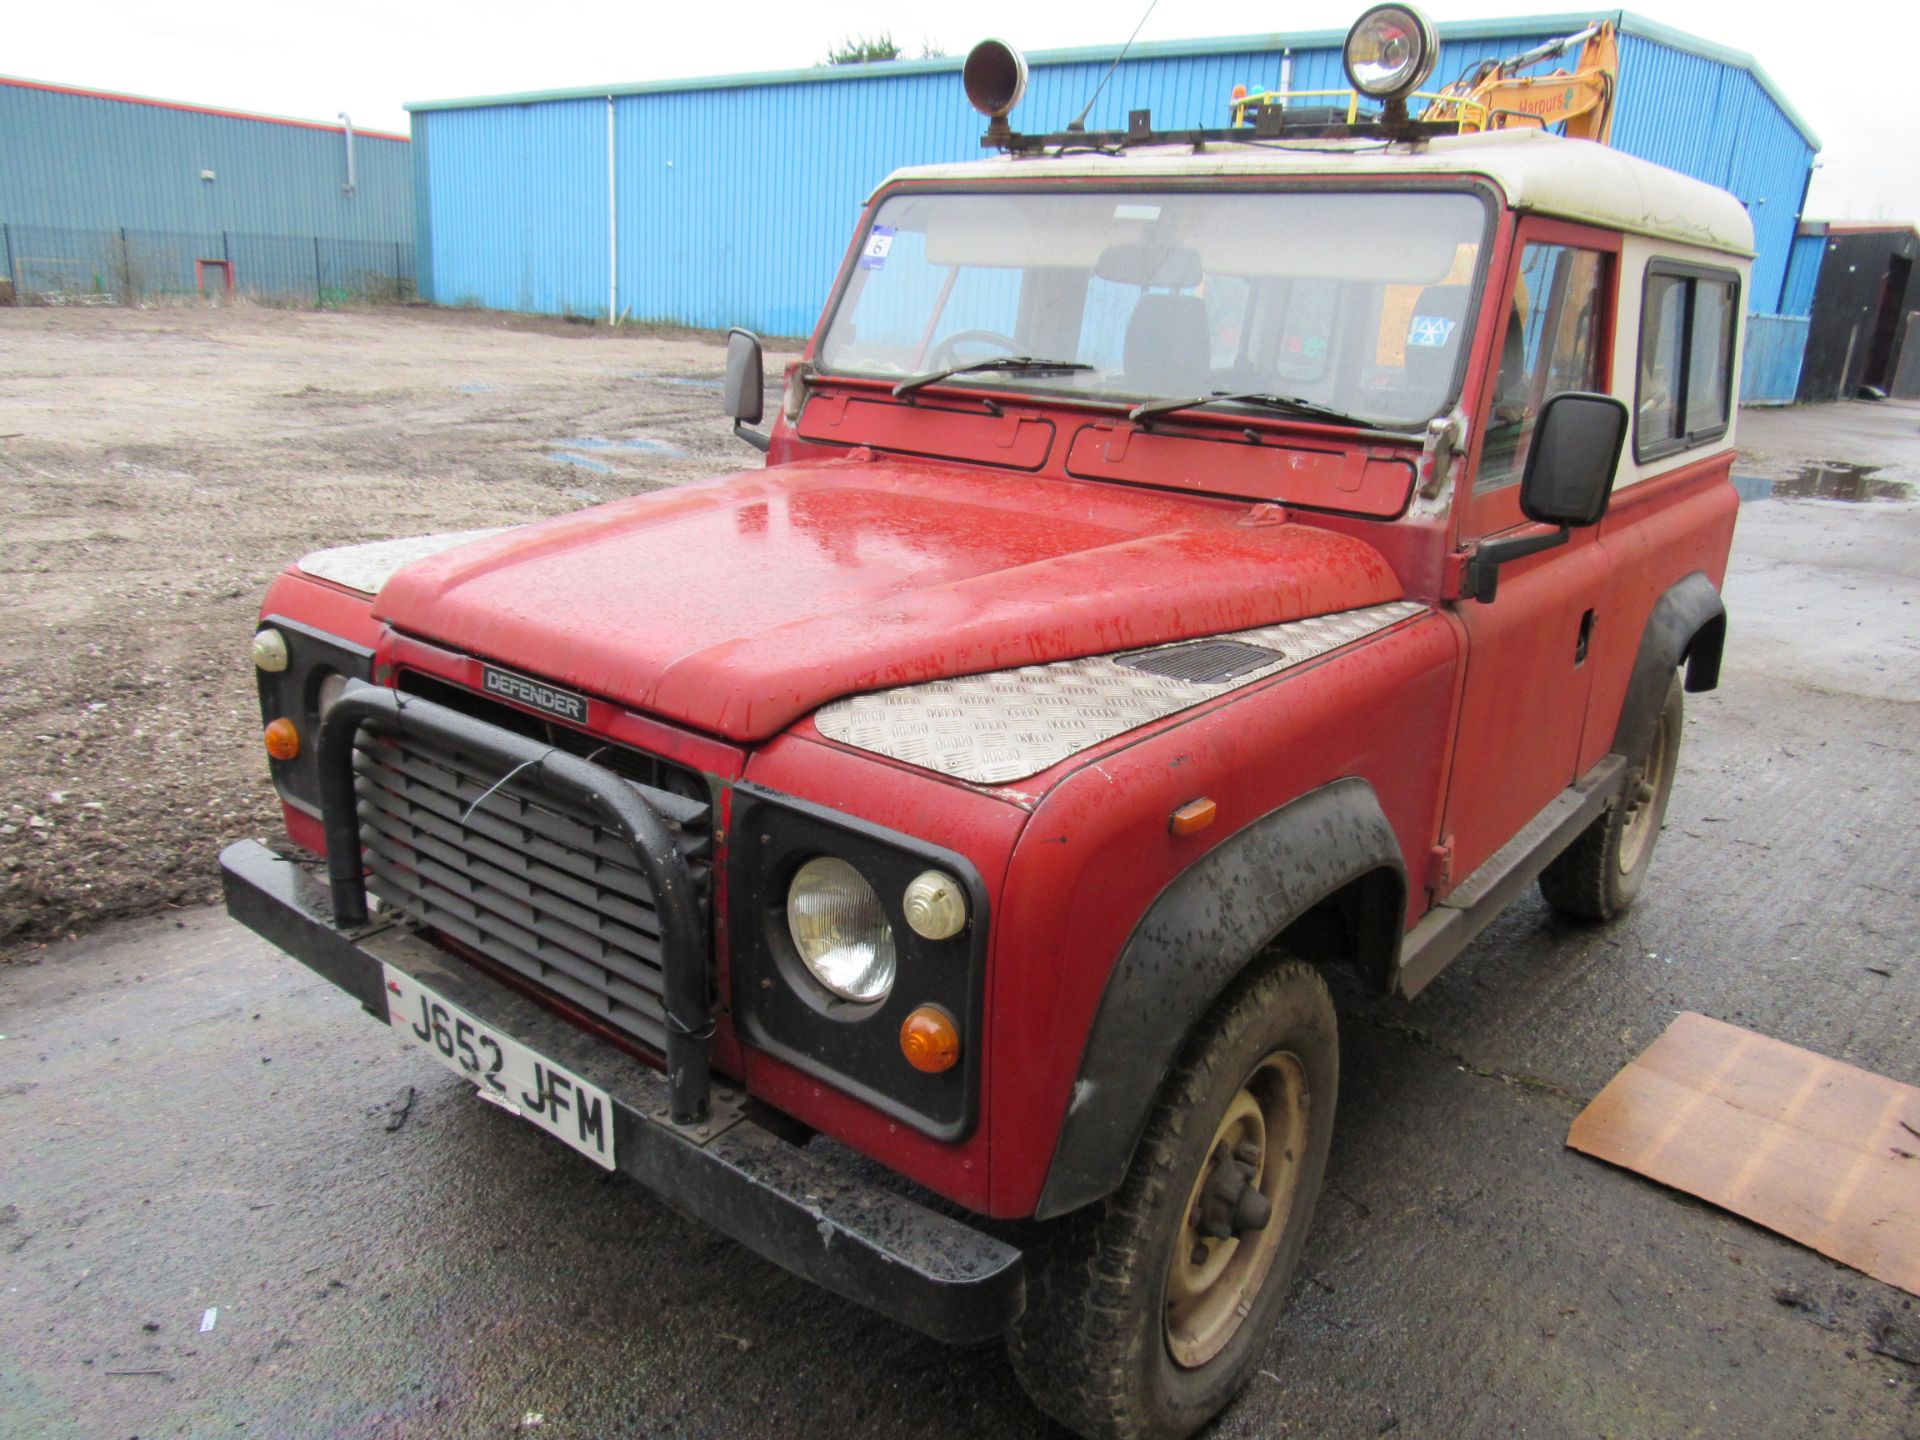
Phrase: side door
[{"left": 1439, "top": 220, "right": 1620, "bottom": 885}]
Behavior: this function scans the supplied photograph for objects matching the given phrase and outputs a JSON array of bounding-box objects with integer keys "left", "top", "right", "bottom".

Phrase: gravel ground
[{"left": 0, "top": 304, "right": 793, "bottom": 951}]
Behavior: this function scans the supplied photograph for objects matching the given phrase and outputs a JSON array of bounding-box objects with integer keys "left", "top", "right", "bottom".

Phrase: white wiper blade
[
  {"left": 1128, "top": 390, "right": 1366, "bottom": 429},
  {"left": 893, "top": 356, "right": 1093, "bottom": 400}
]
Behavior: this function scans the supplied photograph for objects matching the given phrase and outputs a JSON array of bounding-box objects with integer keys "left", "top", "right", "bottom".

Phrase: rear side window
[{"left": 1635, "top": 262, "right": 1739, "bottom": 461}]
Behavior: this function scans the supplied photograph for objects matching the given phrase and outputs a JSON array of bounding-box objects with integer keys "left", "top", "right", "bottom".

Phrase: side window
[
  {"left": 1635, "top": 263, "right": 1739, "bottom": 460},
  {"left": 1475, "top": 243, "right": 1607, "bottom": 494}
]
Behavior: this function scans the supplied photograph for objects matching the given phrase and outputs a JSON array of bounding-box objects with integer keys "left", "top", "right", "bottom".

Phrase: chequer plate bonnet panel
[{"left": 813, "top": 601, "right": 1426, "bottom": 784}]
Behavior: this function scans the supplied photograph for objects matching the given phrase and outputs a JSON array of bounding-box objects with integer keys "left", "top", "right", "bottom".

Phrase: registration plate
[{"left": 383, "top": 964, "right": 616, "bottom": 1169}]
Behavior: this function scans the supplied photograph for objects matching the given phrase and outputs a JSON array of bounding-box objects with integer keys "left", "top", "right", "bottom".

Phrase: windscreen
[{"left": 818, "top": 187, "right": 1491, "bottom": 428}]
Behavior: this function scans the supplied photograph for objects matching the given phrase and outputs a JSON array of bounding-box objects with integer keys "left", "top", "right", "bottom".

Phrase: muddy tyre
[
  {"left": 1006, "top": 961, "right": 1338, "bottom": 1440},
  {"left": 1540, "top": 672, "right": 1684, "bottom": 921}
]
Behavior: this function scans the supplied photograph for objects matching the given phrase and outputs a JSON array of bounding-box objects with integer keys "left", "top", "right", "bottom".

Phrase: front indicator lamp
[
  {"left": 903, "top": 869, "right": 967, "bottom": 940},
  {"left": 787, "top": 857, "right": 897, "bottom": 1003},
  {"left": 900, "top": 1006, "right": 961, "bottom": 1074},
  {"left": 263, "top": 718, "right": 300, "bottom": 762},
  {"left": 1343, "top": 3, "right": 1438, "bottom": 101},
  {"left": 252, "top": 627, "right": 290, "bottom": 672}
]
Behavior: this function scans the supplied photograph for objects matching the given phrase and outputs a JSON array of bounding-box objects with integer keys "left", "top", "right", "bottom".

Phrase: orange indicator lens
[
  {"left": 263, "top": 718, "right": 300, "bottom": 761},
  {"left": 900, "top": 1006, "right": 961, "bottom": 1074},
  {"left": 1170, "top": 797, "right": 1217, "bottom": 836}
]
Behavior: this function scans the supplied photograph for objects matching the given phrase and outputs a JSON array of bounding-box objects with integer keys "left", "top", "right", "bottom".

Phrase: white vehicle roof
[{"left": 878, "top": 128, "right": 1754, "bottom": 258}]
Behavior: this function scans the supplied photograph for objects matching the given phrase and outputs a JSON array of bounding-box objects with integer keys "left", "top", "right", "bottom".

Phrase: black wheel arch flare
[
  {"left": 1613, "top": 571, "right": 1725, "bottom": 762},
  {"left": 1033, "top": 777, "right": 1406, "bottom": 1221}
]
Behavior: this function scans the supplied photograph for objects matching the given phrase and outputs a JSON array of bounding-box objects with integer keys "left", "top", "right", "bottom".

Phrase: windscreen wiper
[
  {"left": 892, "top": 356, "right": 1093, "bottom": 400},
  {"left": 1128, "top": 390, "right": 1368, "bottom": 429}
]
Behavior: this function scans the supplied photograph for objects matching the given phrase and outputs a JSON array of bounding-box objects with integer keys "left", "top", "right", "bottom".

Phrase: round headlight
[
  {"left": 252, "top": 627, "right": 290, "bottom": 673},
  {"left": 1343, "top": 3, "right": 1437, "bottom": 100},
  {"left": 787, "top": 858, "right": 896, "bottom": 1004}
]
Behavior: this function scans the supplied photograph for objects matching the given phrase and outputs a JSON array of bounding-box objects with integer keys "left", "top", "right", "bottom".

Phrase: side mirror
[
  {"left": 723, "top": 327, "right": 770, "bottom": 452},
  {"left": 1519, "top": 391, "right": 1628, "bottom": 528},
  {"left": 1465, "top": 391, "right": 1629, "bottom": 605}
]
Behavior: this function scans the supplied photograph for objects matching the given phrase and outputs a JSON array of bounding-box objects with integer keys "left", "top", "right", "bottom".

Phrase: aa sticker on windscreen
[
  {"left": 858, "top": 226, "right": 896, "bottom": 269},
  {"left": 1408, "top": 315, "right": 1458, "bottom": 348}
]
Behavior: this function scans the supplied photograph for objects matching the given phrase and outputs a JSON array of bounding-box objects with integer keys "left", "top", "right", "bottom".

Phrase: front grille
[
  {"left": 396, "top": 670, "right": 706, "bottom": 802},
  {"left": 352, "top": 719, "right": 712, "bottom": 1055}
]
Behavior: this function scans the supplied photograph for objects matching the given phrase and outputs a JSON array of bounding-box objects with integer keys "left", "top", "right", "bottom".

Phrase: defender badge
[{"left": 481, "top": 665, "right": 588, "bottom": 724}]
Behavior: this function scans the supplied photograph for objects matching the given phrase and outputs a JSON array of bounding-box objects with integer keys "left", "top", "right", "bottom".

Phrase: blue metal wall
[
  {"left": 412, "top": 11, "right": 1818, "bottom": 340},
  {"left": 1, "top": 77, "right": 412, "bottom": 296},
  {"left": 1609, "top": 34, "right": 1810, "bottom": 315},
  {"left": 1778, "top": 230, "right": 1825, "bottom": 316},
  {"left": 0, "top": 79, "right": 411, "bottom": 237}
]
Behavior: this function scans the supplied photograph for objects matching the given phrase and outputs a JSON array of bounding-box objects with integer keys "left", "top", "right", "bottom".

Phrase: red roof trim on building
[{"left": 0, "top": 74, "right": 409, "bottom": 141}]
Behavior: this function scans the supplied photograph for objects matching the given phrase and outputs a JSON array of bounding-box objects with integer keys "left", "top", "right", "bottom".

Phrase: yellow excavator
[
  {"left": 1230, "top": 19, "right": 1618, "bottom": 144},
  {"left": 1422, "top": 20, "right": 1617, "bottom": 141}
]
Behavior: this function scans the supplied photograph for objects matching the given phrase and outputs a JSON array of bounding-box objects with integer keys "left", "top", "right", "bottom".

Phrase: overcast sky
[{"left": 11, "top": 1, "right": 1917, "bottom": 221}]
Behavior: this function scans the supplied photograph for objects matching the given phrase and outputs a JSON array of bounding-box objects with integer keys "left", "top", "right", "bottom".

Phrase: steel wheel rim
[
  {"left": 1163, "top": 1051, "right": 1309, "bottom": 1369},
  {"left": 1618, "top": 706, "right": 1673, "bottom": 874}
]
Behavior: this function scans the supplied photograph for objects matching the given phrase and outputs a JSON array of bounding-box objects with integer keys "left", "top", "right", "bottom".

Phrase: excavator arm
[{"left": 1424, "top": 20, "right": 1618, "bottom": 143}]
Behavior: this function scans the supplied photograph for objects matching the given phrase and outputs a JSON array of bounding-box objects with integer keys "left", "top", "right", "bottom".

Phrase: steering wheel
[{"left": 926, "top": 329, "right": 1020, "bottom": 370}]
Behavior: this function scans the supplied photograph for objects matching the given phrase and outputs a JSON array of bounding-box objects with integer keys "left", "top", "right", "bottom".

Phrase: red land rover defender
[{"left": 223, "top": 14, "right": 1746, "bottom": 1437}]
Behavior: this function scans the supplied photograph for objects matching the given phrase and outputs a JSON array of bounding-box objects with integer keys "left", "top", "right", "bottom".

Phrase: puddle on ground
[
  {"left": 549, "top": 434, "right": 689, "bottom": 462},
  {"left": 545, "top": 452, "right": 613, "bottom": 474},
  {"left": 1770, "top": 461, "right": 1913, "bottom": 502}
]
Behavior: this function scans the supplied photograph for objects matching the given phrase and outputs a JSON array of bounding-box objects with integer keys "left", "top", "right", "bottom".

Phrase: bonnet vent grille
[{"left": 1116, "top": 639, "right": 1284, "bottom": 686}]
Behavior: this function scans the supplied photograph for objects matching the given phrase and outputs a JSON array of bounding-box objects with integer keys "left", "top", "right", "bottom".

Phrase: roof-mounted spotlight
[
  {"left": 964, "top": 39, "right": 1028, "bottom": 117},
  {"left": 965, "top": 38, "right": 1028, "bottom": 148},
  {"left": 1343, "top": 3, "right": 1438, "bottom": 114}
]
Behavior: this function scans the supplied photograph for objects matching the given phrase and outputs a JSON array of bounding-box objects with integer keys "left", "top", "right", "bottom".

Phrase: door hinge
[{"left": 1426, "top": 839, "right": 1455, "bottom": 892}]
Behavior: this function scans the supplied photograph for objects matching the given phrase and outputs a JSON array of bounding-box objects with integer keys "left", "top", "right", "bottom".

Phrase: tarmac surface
[{"left": 3, "top": 402, "right": 1918, "bottom": 1439}]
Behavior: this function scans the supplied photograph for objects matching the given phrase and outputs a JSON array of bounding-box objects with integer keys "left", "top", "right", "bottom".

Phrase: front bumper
[{"left": 220, "top": 838, "right": 1025, "bottom": 1345}]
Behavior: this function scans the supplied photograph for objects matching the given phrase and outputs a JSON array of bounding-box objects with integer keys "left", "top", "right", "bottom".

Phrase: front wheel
[
  {"left": 1007, "top": 961, "right": 1338, "bottom": 1440},
  {"left": 1540, "top": 672, "right": 1684, "bottom": 921}
]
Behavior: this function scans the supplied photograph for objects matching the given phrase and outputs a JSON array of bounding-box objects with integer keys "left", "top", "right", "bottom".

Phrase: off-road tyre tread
[
  {"left": 1006, "top": 960, "right": 1337, "bottom": 1440},
  {"left": 1539, "top": 673, "right": 1683, "bottom": 921}
]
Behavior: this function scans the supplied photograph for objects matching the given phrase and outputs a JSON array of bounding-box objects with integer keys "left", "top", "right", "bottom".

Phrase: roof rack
[{"left": 983, "top": 102, "right": 1458, "bottom": 154}]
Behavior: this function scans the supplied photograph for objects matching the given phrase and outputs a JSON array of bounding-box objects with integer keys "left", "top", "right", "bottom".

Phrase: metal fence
[{"left": 0, "top": 222, "right": 414, "bottom": 305}]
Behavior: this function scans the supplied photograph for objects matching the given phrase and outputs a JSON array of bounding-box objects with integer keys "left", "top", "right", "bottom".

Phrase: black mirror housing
[
  {"left": 1520, "top": 391, "right": 1629, "bottom": 528},
  {"left": 723, "top": 328, "right": 765, "bottom": 425}
]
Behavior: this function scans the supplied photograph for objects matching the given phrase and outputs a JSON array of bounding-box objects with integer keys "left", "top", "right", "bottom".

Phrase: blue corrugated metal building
[
  {"left": 1, "top": 76, "right": 414, "bottom": 301},
  {"left": 1777, "top": 226, "right": 1828, "bottom": 318},
  {"left": 407, "top": 9, "right": 1819, "bottom": 356}
]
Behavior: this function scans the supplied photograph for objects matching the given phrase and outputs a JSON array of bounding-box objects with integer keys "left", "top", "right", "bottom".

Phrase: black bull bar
[
  {"left": 222, "top": 680, "right": 1024, "bottom": 1343},
  {"left": 315, "top": 682, "right": 712, "bottom": 1125}
]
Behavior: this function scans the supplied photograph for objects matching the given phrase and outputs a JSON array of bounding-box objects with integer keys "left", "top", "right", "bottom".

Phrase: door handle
[{"left": 1576, "top": 608, "right": 1596, "bottom": 664}]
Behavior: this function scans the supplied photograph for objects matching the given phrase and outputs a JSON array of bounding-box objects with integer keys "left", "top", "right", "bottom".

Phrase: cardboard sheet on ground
[{"left": 1568, "top": 1012, "right": 1919, "bottom": 1297}]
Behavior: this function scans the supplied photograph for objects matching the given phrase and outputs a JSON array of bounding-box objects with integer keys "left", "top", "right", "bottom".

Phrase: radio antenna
[{"left": 1065, "top": 0, "right": 1161, "bottom": 132}]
